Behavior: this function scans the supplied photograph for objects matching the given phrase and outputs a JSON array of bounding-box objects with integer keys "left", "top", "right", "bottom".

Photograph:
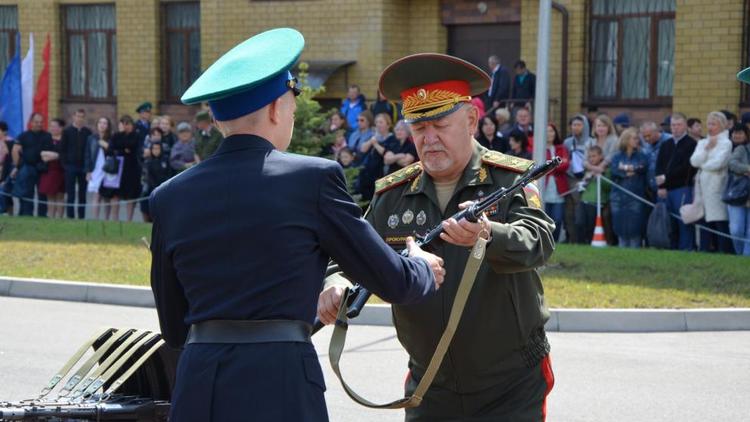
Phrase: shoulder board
[
  {"left": 481, "top": 150, "right": 534, "bottom": 173},
  {"left": 375, "top": 162, "right": 423, "bottom": 194}
]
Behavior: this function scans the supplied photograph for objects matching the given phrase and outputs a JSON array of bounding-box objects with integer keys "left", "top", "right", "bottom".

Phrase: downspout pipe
[{"left": 552, "top": 1, "right": 569, "bottom": 138}]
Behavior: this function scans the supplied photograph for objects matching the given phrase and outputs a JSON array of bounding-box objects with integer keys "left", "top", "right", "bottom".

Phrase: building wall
[{"left": 672, "top": 0, "right": 744, "bottom": 122}]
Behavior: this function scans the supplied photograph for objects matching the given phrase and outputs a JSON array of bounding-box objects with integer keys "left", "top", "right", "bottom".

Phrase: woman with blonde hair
[
  {"left": 585, "top": 114, "right": 619, "bottom": 173},
  {"left": 609, "top": 128, "right": 649, "bottom": 248},
  {"left": 690, "top": 111, "right": 734, "bottom": 253}
]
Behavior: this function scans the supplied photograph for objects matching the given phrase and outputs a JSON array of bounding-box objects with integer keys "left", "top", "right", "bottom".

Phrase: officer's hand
[
  {"left": 440, "top": 201, "right": 492, "bottom": 247},
  {"left": 406, "top": 236, "right": 444, "bottom": 289},
  {"left": 317, "top": 285, "right": 345, "bottom": 326}
]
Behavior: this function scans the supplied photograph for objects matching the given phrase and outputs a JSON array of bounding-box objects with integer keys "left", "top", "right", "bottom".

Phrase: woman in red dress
[{"left": 38, "top": 118, "right": 66, "bottom": 218}]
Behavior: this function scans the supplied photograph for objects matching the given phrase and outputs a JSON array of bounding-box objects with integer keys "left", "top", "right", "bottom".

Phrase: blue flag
[{"left": 0, "top": 34, "right": 22, "bottom": 138}]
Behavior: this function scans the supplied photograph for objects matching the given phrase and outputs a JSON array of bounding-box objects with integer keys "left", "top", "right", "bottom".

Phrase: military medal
[
  {"left": 388, "top": 214, "right": 399, "bottom": 229},
  {"left": 402, "top": 209, "right": 414, "bottom": 224},
  {"left": 416, "top": 210, "right": 427, "bottom": 226},
  {"left": 477, "top": 190, "right": 485, "bottom": 198}
]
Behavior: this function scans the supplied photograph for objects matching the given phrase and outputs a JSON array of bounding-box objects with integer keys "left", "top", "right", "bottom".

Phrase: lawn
[{"left": 1, "top": 216, "right": 748, "bottom": 308}]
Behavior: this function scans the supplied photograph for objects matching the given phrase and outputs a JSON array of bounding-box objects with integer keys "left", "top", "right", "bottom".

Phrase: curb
[{"left": 2, "top": 276, "right": 749, "bottom": 332}]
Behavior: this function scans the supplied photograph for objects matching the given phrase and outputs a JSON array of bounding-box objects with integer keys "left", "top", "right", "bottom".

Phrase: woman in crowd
[
  {"left": 727, "top": 124, "right": 750, "bottom": 255},
  {"left": 85, "top": 117, "right": 112, "bottom": 220},
  {"left": 38, "top": 118, "right": 66, "bottom": 218},
  {"left": 384, "top": 119, "right": 417, "bottom": 175},
  {"left": 609, "top": 128, "right": 649, "bottom": 248},
  {"left": 327, "top": 110, "right": 348, "bottom": 134},
  {"left": 159, "top": 115, "right": 177, "bottom": 154},
  {"left": 357, "top": 112, "right": 392, "bottom": 200},
  {"left": 170, "top": 122, "right": 199, "bottom": 173},
  {"left": 586, "top": 114, "right": 619, "bottom": 170},
  {"left": 690, "top": 111, "right": 734, "bottom": 253},
  {"left": 347, "top": 110, "right": 374, "bottom": 165},
  {"left": 104, "top": 115, "right": 142, "bottom": 222},
  {"left": 476, "top": 115, "right": 509, "bottom": 152},
  {"left": 543, "top": 123, "right": 570, "bottom": 241},
  {"left": 507, "top": 130, "right": 532, "bottom": 159}
]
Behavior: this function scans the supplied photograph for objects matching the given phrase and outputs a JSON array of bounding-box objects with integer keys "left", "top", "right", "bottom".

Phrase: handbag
[
  {"left": 103, "top": 155, "right": 120, "bottom": 175},
  {"left": 722, "top": 145, "right": 750, "bottom": 206},
  {"left": 680, "top": 172, "right": 704, "bottom": 224},
  {"left": 35, "top": 161, "right": 48, "bottom": 173}
]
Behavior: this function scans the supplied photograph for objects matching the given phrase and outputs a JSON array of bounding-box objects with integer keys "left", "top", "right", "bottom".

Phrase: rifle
[{"left": 312, "top": 156, "right": 562, "bottom": 334}]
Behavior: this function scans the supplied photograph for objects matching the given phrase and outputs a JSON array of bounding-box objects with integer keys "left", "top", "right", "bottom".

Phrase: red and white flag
[{"left": 32, "top": 34, "right": 50, "bottom": 130}]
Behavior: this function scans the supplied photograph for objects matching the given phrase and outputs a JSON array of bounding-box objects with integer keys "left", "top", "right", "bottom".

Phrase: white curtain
[
  {"left": 657, "top": 19, "right": 675, "bottom": 97},
  {"left": 622, "top": 17, "right": 649, "bottom": 99},
  {"left": 166, "top": 2, "right": 200, "bottom": 98},
  {"left": 0, "top": 6, "right": 18, "bottom": 75},
  {"left": 65, "top": 5, "right": 115, "bottom": 98},
  {"left": 591, "top": 20, "right": 617, "bottom": 98}
]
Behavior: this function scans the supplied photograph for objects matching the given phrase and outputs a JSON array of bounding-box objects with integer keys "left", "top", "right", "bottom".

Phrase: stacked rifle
[{"left": 0, "top": 328, "right": 178, "bottom": 421}]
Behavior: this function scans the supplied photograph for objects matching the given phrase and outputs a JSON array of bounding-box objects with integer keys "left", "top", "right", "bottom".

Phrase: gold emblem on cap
[
  {"left": 417, "top": 89, "right": 427, "bottom": 100},
  {"left": 402, "top": 89, "right": 472, "bottom": 122}
]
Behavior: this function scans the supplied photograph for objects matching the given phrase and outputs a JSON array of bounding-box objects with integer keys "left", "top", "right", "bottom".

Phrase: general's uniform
[
  {"left": 370, "top": 53, "right": 556, "bottom": 421},
  {"left": 149, "top": 28, "right": 436, "bottom": 422}
]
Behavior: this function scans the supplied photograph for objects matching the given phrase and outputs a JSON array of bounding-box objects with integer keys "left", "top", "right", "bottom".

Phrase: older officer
[
  {"left": 149, "top": 29, "right": 444, "bottom": 422},
  {"left": 318, "top": 54, "right": 556, "bottom": 421}
]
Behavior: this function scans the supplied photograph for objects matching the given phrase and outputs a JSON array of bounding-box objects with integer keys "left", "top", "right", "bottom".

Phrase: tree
[{"left": 288, "top": 62, "right": 334, "bottom": 156}]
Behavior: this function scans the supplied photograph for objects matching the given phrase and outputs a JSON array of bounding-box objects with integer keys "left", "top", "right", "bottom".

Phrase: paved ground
[{"left": 1, "top": 296, "right": 748, "bottom": 421}]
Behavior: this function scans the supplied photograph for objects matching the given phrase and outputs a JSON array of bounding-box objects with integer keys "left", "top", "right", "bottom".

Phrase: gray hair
[{"left": 640, "top": 121, "right": 659, "bottom": 132}]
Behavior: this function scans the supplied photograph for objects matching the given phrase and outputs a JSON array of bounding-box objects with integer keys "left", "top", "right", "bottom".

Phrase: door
[{"left": 448, "top": 24, "right": 521, "bottom": 74}]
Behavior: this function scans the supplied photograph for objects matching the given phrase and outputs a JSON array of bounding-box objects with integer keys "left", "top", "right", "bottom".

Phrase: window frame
[
  {"left": 61, "top": 4, "right": 117, "bottom": 102},
  {"left": 161, "top": 1, "right": 200, "bottom": 103},
  {"left": 0, "top": 5, "right": 18, "bottom": 70},
  {"left": 740, "top": 0, "right": 750, "bottom": 106},
  {"left": 586, "top": 2, "right": 675, "bottom": 107}
]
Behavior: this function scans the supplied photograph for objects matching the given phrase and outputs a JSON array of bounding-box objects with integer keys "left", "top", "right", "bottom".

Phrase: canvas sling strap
[
  {"left": 68, "top": 330, "right": 150, "bottom": 400},
  {"left": 328, "top": 236, "right": 488, "bottom": 409},
  {"left": 56, "top": 329, "right": 134, "bottom": 398},
  {"left": 35, "top": 327, "right": 116, "bottom": 399},
  {"left": 78, "top": 331, "right": 161, "bottom": 400},
  {"left": 102, "top": 337, "right": 166, "bottom": 398}
]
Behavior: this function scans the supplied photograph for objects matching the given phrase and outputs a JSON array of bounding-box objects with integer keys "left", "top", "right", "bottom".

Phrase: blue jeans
[
  {"left": 65, "top": 165, "right": 87, "bottom": 219},
  {"left": 12, "top": 165, "right": 38, "bottom": 216},
  {"left": 666, "top": 187, "right": 695, "bottom": 251},
  {"left": 545, "top": 202, "right": 565, "bottom": 242},
  {"left": 727, "top": 205, "right": 750, "bottom": 256}
]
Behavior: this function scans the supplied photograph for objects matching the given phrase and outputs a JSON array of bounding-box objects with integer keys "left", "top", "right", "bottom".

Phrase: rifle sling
[
  {"left": 103, "top": 338, "right": 165, "bottom": 396},
  {"left": 79, "top": 332, "right": 160, "bottom": 399},
  {"left": 68, "top": 329, "right": 149, "bottom": 399},
  {"left": 328, "top": 237, "right": 488, "bottom": 409},
  {"left": 37, "top": 327, "right": 116, "bottom": 398},
  {"left": 57, "top": 329, "right": 133, "bottom": 398}
]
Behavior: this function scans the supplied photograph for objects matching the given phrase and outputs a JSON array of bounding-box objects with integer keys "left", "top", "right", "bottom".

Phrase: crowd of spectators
[
  {"left": 1, "top": 58, "right": 748, "bottom": 257},
  {"left": 0, "top": 103, "right": 223, "bottom": 222}
]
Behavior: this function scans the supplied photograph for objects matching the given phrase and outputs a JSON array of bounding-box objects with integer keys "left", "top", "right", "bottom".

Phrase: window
[
  {"left": 163, "top": 2, "right": 200, "bottom": 101},
  {"left": 588, "top": 0, "right": 675, "bottom": 103},
  {"left": 743, "top": 0, "right": 750, "bottom": 105},
  {"left": 0, "top": 5, "right": 17, "bottom": 74},
  {"left": 62, "top": 4, "right": 117, "bottom": 100}
]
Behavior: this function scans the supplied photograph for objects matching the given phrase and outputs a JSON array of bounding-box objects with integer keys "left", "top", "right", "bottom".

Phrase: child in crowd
[
  {"left": 577, "top": 146, "right": 614, "bottom": 244},
  {"left": 143, "top": 127, "right": 164, "bottom": 159},
  {"left": 141, "top": 142, "right": 173, "bottom": 222},
  {"left": 337, "top": 148, "right": 355, "bottom": 168}
]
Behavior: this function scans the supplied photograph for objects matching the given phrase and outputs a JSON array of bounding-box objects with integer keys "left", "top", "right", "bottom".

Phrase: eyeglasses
[{"left": 287, "top": 78, "right": 301, "bottom": 97}]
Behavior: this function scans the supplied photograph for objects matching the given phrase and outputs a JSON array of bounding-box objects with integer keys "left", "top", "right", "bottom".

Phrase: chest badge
[
  {"left": 402, "top": 209, "right": 414, "bottom": 225},
  {"left": 416, "top": 210, "right": 427, "bottom": 226},
  {"left": 388, "top": 214, "right": 399, "bottom": 229}
]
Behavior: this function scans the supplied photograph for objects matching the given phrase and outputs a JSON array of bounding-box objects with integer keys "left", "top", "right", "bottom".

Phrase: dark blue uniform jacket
[{"left": 149, "top": 134, "right": 435, "bottom": 421}]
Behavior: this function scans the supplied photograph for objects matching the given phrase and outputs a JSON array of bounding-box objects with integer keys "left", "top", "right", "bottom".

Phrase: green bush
[{"left": 288, "top": 62, "right": 335, "bottom": 157}]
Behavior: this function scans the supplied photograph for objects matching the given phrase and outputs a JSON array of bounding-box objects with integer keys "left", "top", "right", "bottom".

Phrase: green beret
[
  {"left": 195, "top": 110, "right": 211, "bottom": 123},
  {"left": 136, "top": 102, "right": 152, "bottom": 113}
]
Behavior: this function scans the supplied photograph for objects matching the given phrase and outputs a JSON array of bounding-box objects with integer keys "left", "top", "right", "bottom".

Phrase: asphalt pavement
[{"left": 1, "top": 296, "right": 748, "bottom": 422}]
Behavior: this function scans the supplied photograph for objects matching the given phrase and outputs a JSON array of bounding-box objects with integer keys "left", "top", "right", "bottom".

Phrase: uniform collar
[
  {"left": 404, "top": 140, "right": 494, "bottom": 202},
  {"left": 213, "top": 134, "right": 275, "bottom": 156}
]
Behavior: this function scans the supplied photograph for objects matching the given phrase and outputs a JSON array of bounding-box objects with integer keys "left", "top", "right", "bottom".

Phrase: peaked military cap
[
  {"left": 379, "top": 53, "right": 490, "bottom": 123},
  {"left": 136, "top": 102, "right": 152, "bottom": 113},
  {"left": 738, "top": 67, "right": 750, "bottom": 84},
  {"left": 181, "top": 28, "right": 304, "bottom": 121}
]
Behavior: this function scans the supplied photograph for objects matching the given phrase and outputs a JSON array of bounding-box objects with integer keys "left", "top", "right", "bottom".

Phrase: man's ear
[
  {"left": 466, "top": 104, "right": 479, "bottom": 135},
  {"left": 268, "top": 98, "right": 281, "bottom": 124}
]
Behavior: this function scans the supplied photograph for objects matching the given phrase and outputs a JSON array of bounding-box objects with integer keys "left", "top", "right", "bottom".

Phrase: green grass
[{"left": 1, "top": 216, "right": 748, "bottom": 308}]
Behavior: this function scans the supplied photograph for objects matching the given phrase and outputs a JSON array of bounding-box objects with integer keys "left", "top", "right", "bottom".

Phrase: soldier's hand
[
  {"left": 406, "top": 236, "right": 444, "bottom": 289},
  {"left": 317, "top": 285, "right": 345, "bottom": 325},
  {"left": 440, "top": 201, "right": 492, "bottom": 247}
]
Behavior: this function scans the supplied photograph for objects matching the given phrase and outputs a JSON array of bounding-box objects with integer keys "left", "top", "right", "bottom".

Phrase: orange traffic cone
[{"left": 591, "top": 215, "right": 607, "bottom": 247}]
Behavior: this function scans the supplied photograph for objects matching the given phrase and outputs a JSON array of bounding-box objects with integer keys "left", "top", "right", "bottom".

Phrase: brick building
[{"left": 0, "top": 0, "right": 748, "bottom": 131}]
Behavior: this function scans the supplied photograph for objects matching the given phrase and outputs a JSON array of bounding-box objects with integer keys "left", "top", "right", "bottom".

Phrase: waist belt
[{"left": 187, "top": 320, "right": 312, "bottom": 345}]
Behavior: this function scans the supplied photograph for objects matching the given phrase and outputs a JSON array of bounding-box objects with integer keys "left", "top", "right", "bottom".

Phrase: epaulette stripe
[
  {"left": 375, "top": 163, "right": 422, "bottom": 194},
  {"left": 481, "top": 151, "right": 533, "bottom": 174}
]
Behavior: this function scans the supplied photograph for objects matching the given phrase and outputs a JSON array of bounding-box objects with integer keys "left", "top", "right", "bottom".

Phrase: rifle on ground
[{"left": 312, "top": 156, "right": 562, "bottom": 334}]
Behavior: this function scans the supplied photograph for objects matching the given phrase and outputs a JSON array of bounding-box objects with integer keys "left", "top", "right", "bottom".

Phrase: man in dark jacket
[
  {"left": 11, "top": 113, "right": 51, "bottom": 216},
  {"left": 655, "top": 112, "right": 698, "bottom": 250},
  {"left": 486, "top": 55, "right": 511, "bottom": 110},
  {"left": 60, "top": 109, "right": 92, "bottom": 219},
  {"left": 150, "top": 28, "right": 444, "bottom": 422},
  {"left": 511, "top": 60, "right": 536, "bottom": 107}
]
